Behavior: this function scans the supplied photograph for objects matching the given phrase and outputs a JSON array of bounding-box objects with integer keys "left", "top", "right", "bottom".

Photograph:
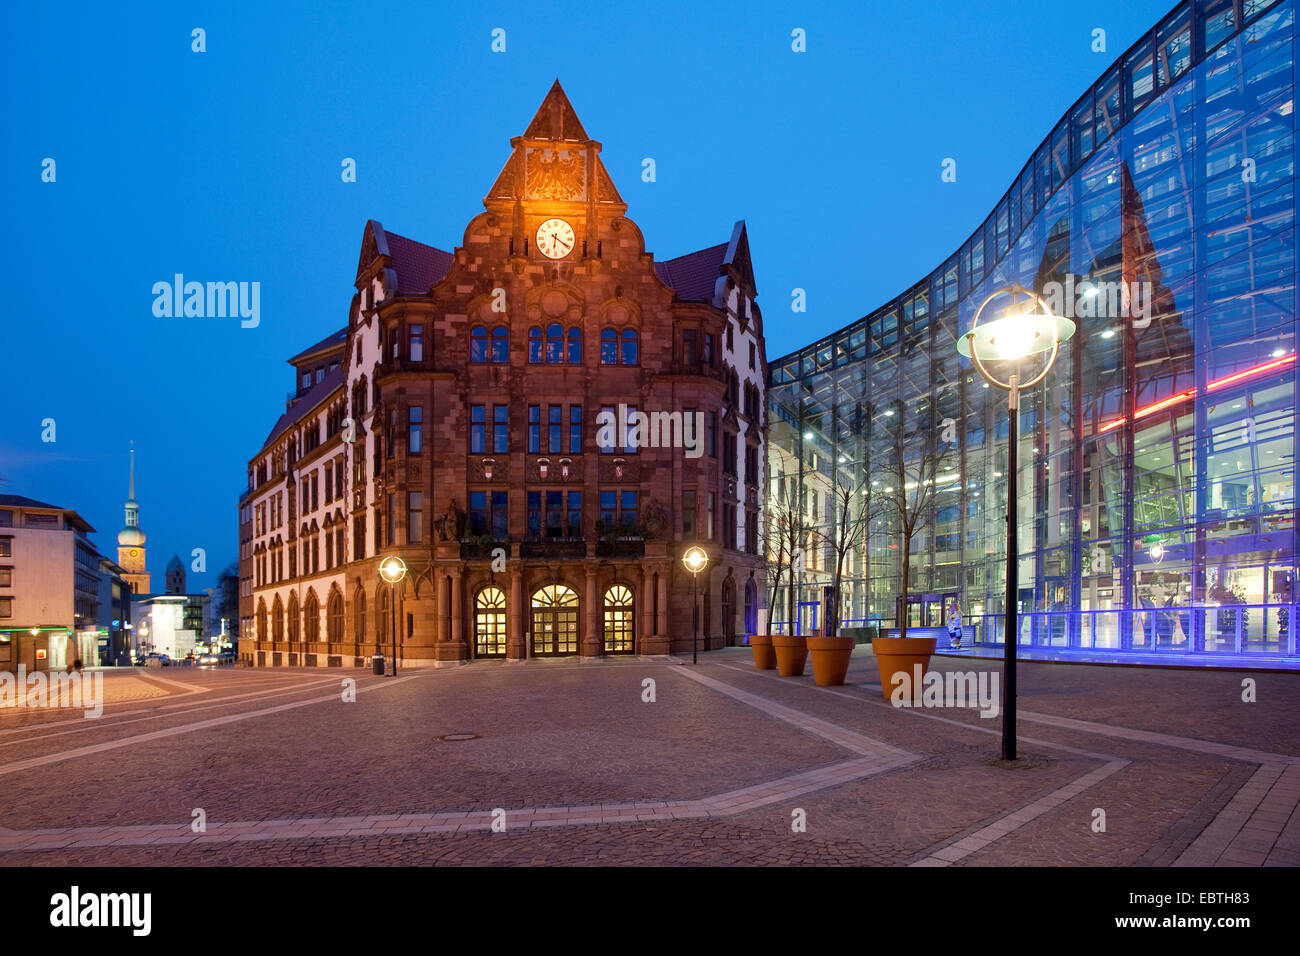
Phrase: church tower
[{"left": 117, "top": 443, "right": 151, "bottom": 594}]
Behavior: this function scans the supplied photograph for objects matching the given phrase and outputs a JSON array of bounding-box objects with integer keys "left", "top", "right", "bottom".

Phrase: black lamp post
[
  {"left": 682, "top": 546, "right": 709, "bottom": 664},
  {"left": 380, "top": 556, "right": 407, "bottom": 676},
  {"left": 958, "top": 285, "right": 1073, "bottom": 761}
]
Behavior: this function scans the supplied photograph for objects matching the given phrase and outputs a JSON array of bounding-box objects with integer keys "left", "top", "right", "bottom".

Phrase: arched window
[
  {"left": 471, "top": 326, "right": 489, "bottom": 363},
  {"left": 567, "top": 327, "right": 582, "bottom": 363},
  {"left": 546, "top": 323, "right": 564, "bottom": 363},
  {"left": 272, "top": 596, "right": 284, "bottom": 643},
  {"left": 528, "top": 326, "right": 543, "bottom": 363},
  {"left": 621, "top": 328, "right": 639, "bottom": 365},
  {"left": 328, "top": 590, "right": 344, "bottom": 643},
  {"left": 287, "top": 593, "right": 299, "bottom": 644},
  {"left": 256, "top": 599, "right": 268, "bottom": 642},
  {"left": 474, "top": 587, "right": 507, "bottom": 658},
  {"left": 304, "top": 591, "right": 320, "bottom": 643},
  {"left": 354, "top": 589, "right": 366, "bottom": 644},
  {"left": 600, "top": 328, "right": 618, "bottom": 365},
  {"left": 378, "top": 587, "right": 391, "bottom": 642},
  {"left": 491, "top": 326, "right": 509, "bottom": 363},
  {"left": 602, "top": 584, "right": 635, "bottom": 654}
]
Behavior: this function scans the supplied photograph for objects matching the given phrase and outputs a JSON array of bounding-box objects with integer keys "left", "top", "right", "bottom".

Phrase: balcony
[
  {"left": 520, "top": 537, "right": 586, "bottom": 559},
  {"left": 595, "top": 536, "right": 644, "bottom": 558}
]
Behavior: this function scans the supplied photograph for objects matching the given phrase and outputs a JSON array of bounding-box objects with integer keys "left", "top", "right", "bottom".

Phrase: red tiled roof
[
  {"left": 287, "top": 327, "right": 348, "bottom": 365},
  {"left": 654, "top": 242, "right": 728, "bottom": 303},
  {"left": 261, "top": 365, "right": 346, "bottom": 450},
  {"left": 385, "top": 231, "right": 454, "bottom": 295}
]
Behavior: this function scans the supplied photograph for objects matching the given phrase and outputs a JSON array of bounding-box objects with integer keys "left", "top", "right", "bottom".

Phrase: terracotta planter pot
[
  {"left": 807, "top": 636, "right": 857, "bottom": 686},
  {"left": 748, "top": 634, "right": 777, "bottom": 670},
  {"left": 771, "top": 634, "right": 808, "bottom": 677},
  {"left": 872, "top": 636, "right": 937, "bottom": 700}
]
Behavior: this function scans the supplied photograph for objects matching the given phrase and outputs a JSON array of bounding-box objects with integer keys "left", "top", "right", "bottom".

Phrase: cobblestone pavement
[{"left": 0, "top": 650, "right": 1296, "bottom": 866}]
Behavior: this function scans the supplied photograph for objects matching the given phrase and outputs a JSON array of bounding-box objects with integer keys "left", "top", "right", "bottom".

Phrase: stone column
[
  {"left": 450, "top": 565, "right": 464, "bottom": 650},
  {"left": 507, "top": 566, "right": 525, "bottom": 660},
  {"left": 438, "top": 574, "right": 450, "bottom": 644},
  {"left": 640, "top": 566, "right": 655, "bottom": 655},
  {"left": 657, "top": 566, "right": 670, "bottom": 653},
  {"left": 582, "top": 561, "right": 600, "bottom": 657}
]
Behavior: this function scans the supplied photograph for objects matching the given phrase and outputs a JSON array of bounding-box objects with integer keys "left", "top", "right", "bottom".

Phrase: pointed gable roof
[
  {"left": 524, "top": 79, "right": 589, "bottom": 141},
  {"left": 654, "top": 221, "right": 756, "bottom": 306},
  {"left": 486, "top": 80, "right": 624, "bottom": 207}
]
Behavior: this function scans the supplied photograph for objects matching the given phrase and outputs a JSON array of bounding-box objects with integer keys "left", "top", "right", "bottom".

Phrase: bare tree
[
  {"left": 811, "top": 476, "right": 889, "bottom": 637},
  {"left": 881, "top": 411, "right": 957, "bottom": 639},
  {"left": 761, "top": 483, "right": 806, "bottom": 633}
]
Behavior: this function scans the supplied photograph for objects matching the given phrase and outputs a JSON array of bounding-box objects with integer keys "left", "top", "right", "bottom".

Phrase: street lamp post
[
  {"left": 682, "top": 546, "right": 709, "bottom": 664},
  {"left": 379, "top": 557, "right": 407, "bottom": 677},
  {"left": 957, "top": 285, "right": 1074, "bottom": 761}
]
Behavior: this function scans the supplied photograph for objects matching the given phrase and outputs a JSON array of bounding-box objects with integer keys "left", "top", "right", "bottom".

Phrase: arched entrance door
[
  {"left": 603, "top": 584, "right": 635, "bottom": 654},
  {"left": 722, "top": 577, "right": 736, "bottom": 646},
  {"left": 475, "top": 587, "right": 507, "bottom": 658},
  {"left": 531, "top": 584, "right": 579, "bottom": 656}
]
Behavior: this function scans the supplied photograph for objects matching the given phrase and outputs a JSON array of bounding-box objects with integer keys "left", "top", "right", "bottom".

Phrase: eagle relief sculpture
[{"left": 526, "top": 148, "right": 585, "bottom": 200}]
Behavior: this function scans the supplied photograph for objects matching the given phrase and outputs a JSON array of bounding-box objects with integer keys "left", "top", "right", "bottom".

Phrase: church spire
[{"left": 128, "top": 440, "right": 136, "bottom": 502}]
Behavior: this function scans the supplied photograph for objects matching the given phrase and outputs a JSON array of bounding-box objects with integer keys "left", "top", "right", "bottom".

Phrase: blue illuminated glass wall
[{"left": 768, "top": 0, "right": 1298, "bottom": 662}]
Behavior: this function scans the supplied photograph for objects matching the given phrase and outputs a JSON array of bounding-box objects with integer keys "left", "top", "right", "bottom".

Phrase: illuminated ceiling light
[
  {"left": 1102, "top": 328, "right": 1116, "bottom": 339},
  {"left": 884, "top": 409, "right": 895, "bottom": 417},
  {"left": 803, "top": 431, "right": 814, "bottom": 440}
]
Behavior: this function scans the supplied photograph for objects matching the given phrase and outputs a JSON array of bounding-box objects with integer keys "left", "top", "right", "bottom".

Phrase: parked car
[{"left": 144, "top": 653, "right": 171, "bottom": 668}]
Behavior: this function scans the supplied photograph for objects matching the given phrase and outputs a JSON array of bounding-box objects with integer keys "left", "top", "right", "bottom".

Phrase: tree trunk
[{"left": 899, "top": 534, "right": 911, "bottom": 641}]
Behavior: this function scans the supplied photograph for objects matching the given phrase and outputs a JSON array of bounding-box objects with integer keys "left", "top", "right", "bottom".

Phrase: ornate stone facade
[{"left": 240, "top": 82, "right": 767, "bottom": 666}]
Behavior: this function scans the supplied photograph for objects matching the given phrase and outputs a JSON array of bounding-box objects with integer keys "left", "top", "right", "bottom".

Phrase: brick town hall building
[{"left": 239, "top": 82, "right": 767, "bottom": 666}]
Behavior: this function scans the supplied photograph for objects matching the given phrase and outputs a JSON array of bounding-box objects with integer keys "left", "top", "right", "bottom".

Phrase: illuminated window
[
  {"left": 474, "top": 587, "right": 507, "bottom": 658},
  {"left": 602, "top": 584, "right": 635, "bottom": 654},
  {"left": 530, "top": 584, "right": 579, "bottom": 656}
]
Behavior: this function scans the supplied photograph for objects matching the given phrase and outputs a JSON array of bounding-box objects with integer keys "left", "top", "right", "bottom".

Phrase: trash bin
[{"left": 372, "top": 654, "right": 385, "bottom": 675}]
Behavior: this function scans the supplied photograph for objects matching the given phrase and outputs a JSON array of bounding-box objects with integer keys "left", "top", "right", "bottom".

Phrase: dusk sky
[{"left": 1, "top": 0, "right": 1176, "bottom": 591}]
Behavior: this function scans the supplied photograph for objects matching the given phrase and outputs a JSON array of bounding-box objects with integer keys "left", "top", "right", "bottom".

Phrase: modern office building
[
  {"left": 768, "top": 0, "right": 1298, "bottom": 663},
  {"left": 0, "top": 495, "right": 105, "bottom": 671},
  {"left": 240, "top": 81, "right": 766, "bottom": 666}
]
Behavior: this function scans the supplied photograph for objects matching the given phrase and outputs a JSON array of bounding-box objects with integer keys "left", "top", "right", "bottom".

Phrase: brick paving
[{"left": 0, "top": 649, "right": 1296, "bottom": 866}]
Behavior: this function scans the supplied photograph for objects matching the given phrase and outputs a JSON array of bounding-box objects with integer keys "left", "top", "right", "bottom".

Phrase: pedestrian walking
[{"left": 948, "top": 599, "right": 963, "bottom": 650}]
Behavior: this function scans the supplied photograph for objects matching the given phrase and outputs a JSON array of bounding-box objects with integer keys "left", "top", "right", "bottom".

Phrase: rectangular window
[
  {"left": 311, "top": 475, "right": 318, "bottom": 511},
  {"left": 528, "top": 405, "right": 541, "bottom": 454},
  {"left": 704, "top": 333, "right": 715, "bottom": 367},
  {"left": 324, "top": 465, "right": 333, "bottom": 503},
  {"left": 470, "top": 491, "right": 488, "bottom": 536},
  {"left": 470, "top": 405, "right": 486, "bottom": 454},
  {"left": 749, "top": 342, "right": 756, "bottom": 370},
  {"left": 527, "top": 491, "right": 542, "bottom": 538},
  {"left": 325, "top": 533, "right": 333, "bottom": 569},
  {"left": 289, "top": 549, "right": 296, "bottom": 578},
  {"left": 599, "top": 406, "right": 617, "bottom": 454},
  {"left": 546, "top": 491, "right": 563, "bottom": 537},
  {"left": 548, "top": 404, "right": 562, "bottom": 453},
  {"left": 707, "top": 493, "right": 716, "bottom": 541},
  {"left": 409, "top": 324, "right": 424, "bottom": 362},
  {"left": 723, "top": 433, "right": 737, "bottom": 476},
  {"left": 312, "top": 537, "right": 319, "bottom": 574},
  {"left": 493, "top": 405, "right": 509, "bottom": 453},
  {"left": 409, "top": 406, "right": 423, "bottom": 454},
  {"left": 599, "top": 491, "right": 617, "bottom": 528},
  {"left": 746, "top": 509, "right": 758, "bottom": 554},
  {"left": 408, "top": 492, "right": 423, "bottom": 544},
  {"left": 707, "top": 412, "right": 717, "bottom": 458},
  {"left": 620, "top": 490, "right": 638, "bottom": 528},
  {"left": 0, "top": 597, "right": 11, "bottom": 618},
  {"left": 491, "top": 491, "right": 508, "bottom": 539},
  {"left": 683, "top": 329, "right": 698, "bottom": 367},
  {"left": 354, "top": 515, "right": 366, "bottom": 560},
  {"left": 746, "top": 445, "right": 758, "bottom": 485},
  {"left": 623, "top": 405, "right": 638, "bottom": 455},
  {"left": 0, "top": 569, "right": 11, "bottom": 587},
  {"left": 386, "top": 494, "right": 396, "bottom": 546},
  {"left": 335, "top": 528, "right": 344, "bottom": 565},
  {"left": 567, "top": 491, "right": 582, "bottom": 536},
  {"left": 0, "top": 510, "right": 13, "bottom": 528},
  {"left": 569, "top": 405, "right": 582, "bottom": 454},
  {"left": 683, "top": 490, "right": 696, "bottom": 537}
]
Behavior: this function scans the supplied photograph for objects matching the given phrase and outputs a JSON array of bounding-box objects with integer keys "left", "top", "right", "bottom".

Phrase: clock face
[
  {"left": 130, "top": 550, "right": 139, "bottom": 557},
  {"left": 535, "top": 219, "right": 575, "bottom": 259}
]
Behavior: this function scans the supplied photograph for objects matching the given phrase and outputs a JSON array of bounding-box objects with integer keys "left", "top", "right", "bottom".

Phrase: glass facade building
[{"left": 768, "top": 0, "right": 1299, "bottom": 664}]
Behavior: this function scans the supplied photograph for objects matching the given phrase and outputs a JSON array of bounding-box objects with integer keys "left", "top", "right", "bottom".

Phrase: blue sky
[{"left": 0, "top": 0, "right": 1178, "bottom": 591}]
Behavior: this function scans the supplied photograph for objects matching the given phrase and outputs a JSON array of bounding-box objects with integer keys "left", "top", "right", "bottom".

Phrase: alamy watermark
[
  {"left": 889, "top": 665, "right": 1000, "bottom": 718},
  {"left": 595, "top": 404, "right": 705, "bottom": 459},
  {"left": 0, "top": 665, "right": 103, "bottom": 718},
  {"left": 1040, "top": 275, "right": 1154, "bottom": 328},
  {"left": 151, "top": 274, "right": 260, "bottom": 328}
]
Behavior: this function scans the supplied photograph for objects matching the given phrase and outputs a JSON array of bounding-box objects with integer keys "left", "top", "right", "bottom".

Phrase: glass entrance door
[{"left": 530, "top": 584, "right": 579, "bottom": 656}]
